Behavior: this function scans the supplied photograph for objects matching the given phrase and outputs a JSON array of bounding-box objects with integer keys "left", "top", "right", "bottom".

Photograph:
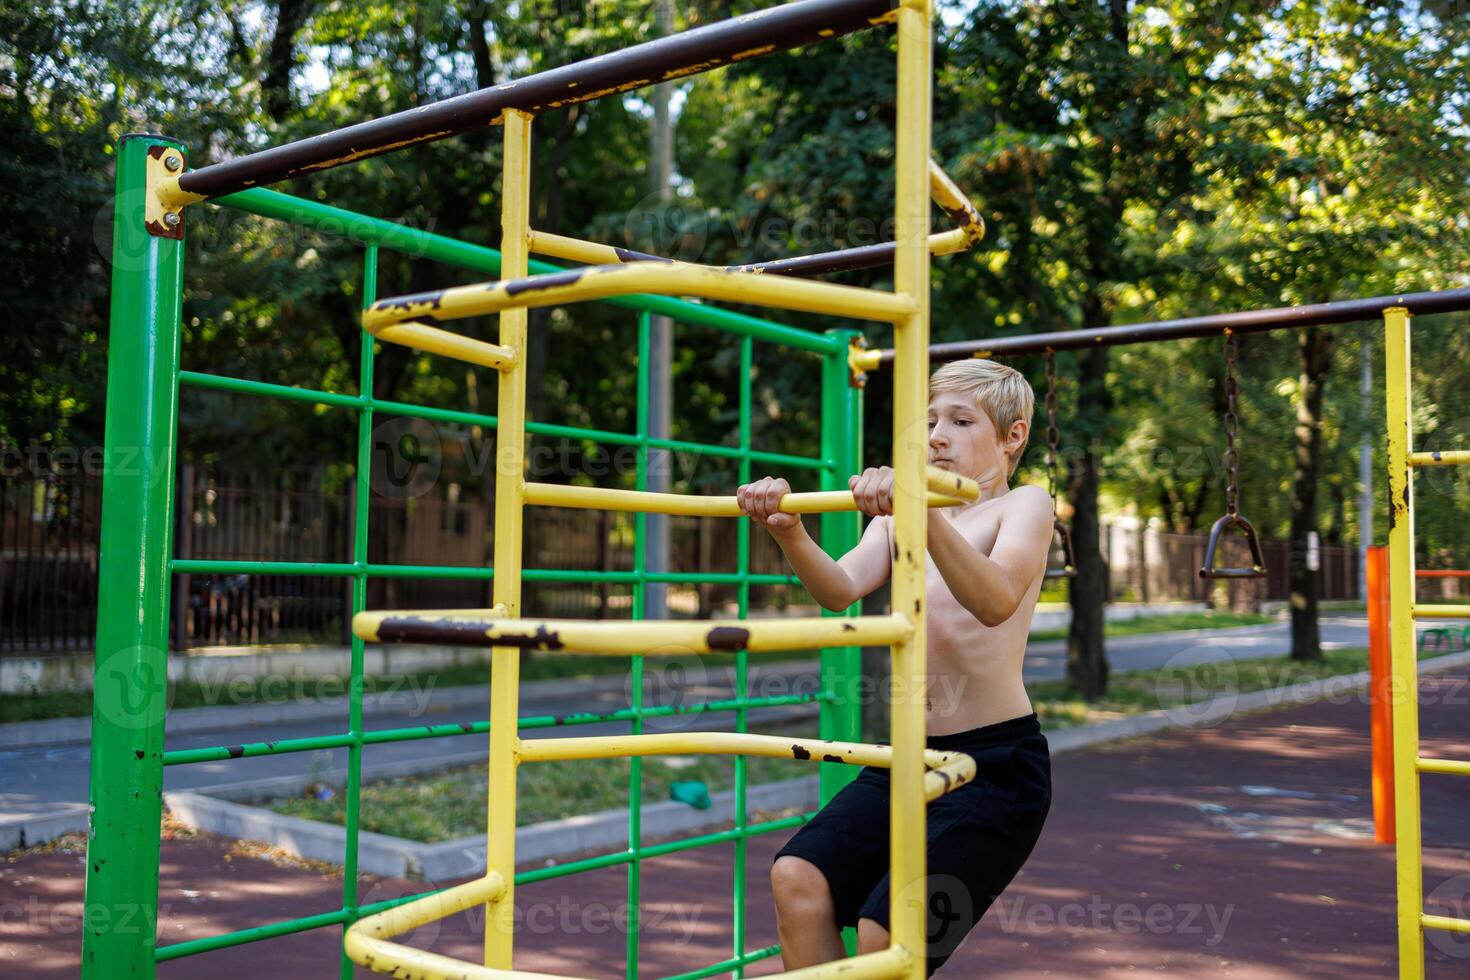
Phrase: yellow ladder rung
[
  {"left": 1416, "top": 757, "right": 1470, "bottom": 777},
  {"left": 371, "top": 320, "right": 518, "bottom": 371},
  {"left": 1412, "top": 604, "right": 1470, "bottom": 619},
  {"left": 354, "top": 610, "right": 914, "bottom": 653},
  {"left": 523, "top": 466, "right": 978, "bottom": 516},
  {"left": 1409, "top": 450, "right": 1470, "bottom": 467},
  {"left": 1422, "top": 913, "right": 1470, "bottom": 935},
  {"left": 516, "top": 731, "right": 977, "bottom": 802},
  {"left": 363, "top": 262, "right": 918, "bottom": 328}
]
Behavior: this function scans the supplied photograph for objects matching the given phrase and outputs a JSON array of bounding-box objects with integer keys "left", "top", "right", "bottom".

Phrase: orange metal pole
[{"left": 1367, "top": 545, "right": 1395, "bottom": 844}]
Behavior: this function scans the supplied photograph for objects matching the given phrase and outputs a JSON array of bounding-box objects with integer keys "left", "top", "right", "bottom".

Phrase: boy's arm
[
  {"left": 926, "top": 484, "right": 1054, "bottom": 627},
  {"left": 736, "top": 477, "right": 892, "bottom": 612}
]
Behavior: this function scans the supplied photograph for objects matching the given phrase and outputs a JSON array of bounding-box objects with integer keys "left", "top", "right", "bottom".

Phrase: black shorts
[{"left": 772, "top": 712, "right": 1051, "bottom": 976}]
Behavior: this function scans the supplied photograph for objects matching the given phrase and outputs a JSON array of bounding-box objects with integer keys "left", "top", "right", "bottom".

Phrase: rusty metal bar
[
  {"left": 858, "top": 287, "right": 1470, "bottom": 367},
  {"left": 167, "top": 0, "right": 897, "bottom": 203},
  {"left": 527, "top": 160, "right": 979, "bottom": 280}
]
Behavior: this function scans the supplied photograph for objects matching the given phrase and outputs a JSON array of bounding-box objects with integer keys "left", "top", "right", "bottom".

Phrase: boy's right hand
[{"left": 736, "top": 476, "right": 800, "bottom": 532}]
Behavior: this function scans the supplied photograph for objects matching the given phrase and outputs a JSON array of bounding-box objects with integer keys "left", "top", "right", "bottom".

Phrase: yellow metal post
[
  {"left": 1383, "top": 306, "right": 1424, "bottom": 979},
  {"left": 486, "top": 107, "right": 533, "bottom": 971},
  {"left": 890, "top": 1, "right": 933, "bottom": 976}
]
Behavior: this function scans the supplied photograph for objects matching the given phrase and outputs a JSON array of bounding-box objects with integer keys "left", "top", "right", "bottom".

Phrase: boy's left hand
[{"left": 848, "top": 466, "right": 895, "bottom": 516}]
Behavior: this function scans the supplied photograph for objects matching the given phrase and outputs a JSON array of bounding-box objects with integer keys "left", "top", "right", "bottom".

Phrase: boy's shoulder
[
  {"left": 1002, "top": 483, "right": 1054, "bottom": 514},
  {"left": 968, "top": 483, "right": 1052, "bottom": 522}
]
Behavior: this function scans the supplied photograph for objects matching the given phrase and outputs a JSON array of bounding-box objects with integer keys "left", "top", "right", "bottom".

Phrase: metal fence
[
  {"left": 2, "top": 465, "right": 816, "bottom": 654},
  {"left": 4, "top": 465, "right": 1379, "bottom": 657},
  {"left": 1101, "top": 521, "right": 1362, "bottom": 604},
  {"left": 0, "top": 469, "right": 100, "bottom": 652}
]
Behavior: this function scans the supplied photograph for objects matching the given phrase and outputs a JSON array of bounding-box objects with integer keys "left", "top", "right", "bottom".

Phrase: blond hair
[{"left": 929, "top": 358, "right": 1035, "bottom": 476}]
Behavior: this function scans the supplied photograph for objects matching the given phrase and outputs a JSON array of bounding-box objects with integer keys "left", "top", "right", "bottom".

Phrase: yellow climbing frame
[
  {"left": 340, "top": 2, "right": 969, "bottom": 977},
  {"left": 1383, "top": 306, "right": 1470, "bottom": 978}
]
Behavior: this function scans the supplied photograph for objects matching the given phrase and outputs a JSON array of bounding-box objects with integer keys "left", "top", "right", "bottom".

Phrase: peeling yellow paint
[
  {"left": 730, "top": 44, "right": 776, "bottom": 62},
  {"left": 662, "top": 61, "right": 724, "bottom": 81},
  {"left": 300, "top": 130, "right": 456, "bottom": 174}
]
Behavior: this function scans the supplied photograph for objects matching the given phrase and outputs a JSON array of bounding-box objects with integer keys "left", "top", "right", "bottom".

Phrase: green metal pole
[
  {"left": 733, "top": 334, "right": 754, "bottom": 975},
  {"left": 627, "top": 310, "right": 652, "bottom": 978},
  {"left": 818, "top": 328, "right": 864, "bottom": 958},
  {"left": 339, "top": 243, "right": 378, "bottom": 978},
  {"left": 817, "top": 329, "right": 864, "bottom": 793},
  {"left": 83, "top": 133, "right": 188, "bottom": 980}
]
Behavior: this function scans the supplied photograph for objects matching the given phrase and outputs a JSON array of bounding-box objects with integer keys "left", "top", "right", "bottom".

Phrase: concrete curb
[
  {"left": 0, "top": 803, "right": 90, "bottom": 852},
  {"left": 21, "top": 651, "right": 1470, "bottom": 864},
  {"left": 1043, "top": 648, "right": 1470, "bottom": 754},
  {"left": 1, "top": 603, "right": 1206, "bottom": 696},
  {"left": 164, "top": 776, "right": 821, "bottom": 881}
]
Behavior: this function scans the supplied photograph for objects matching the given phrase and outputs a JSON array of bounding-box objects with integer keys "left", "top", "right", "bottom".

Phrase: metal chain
[
  {"left": 1223, "top": 329, "right": 1240, "bottom": 517},
  {"left": 1044, "top": 349, "right": 1061, "bottom": 515}
]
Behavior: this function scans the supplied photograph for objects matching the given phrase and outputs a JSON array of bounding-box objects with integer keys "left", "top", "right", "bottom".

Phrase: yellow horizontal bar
[
  {"left": 850, "top": 346, "right": 882, "bottom": 373},
  {"left": 524, "top": 466, "right": 975, "bottom": 516},
  {"left": 518, "top": 731, "right": 976, "bottom": 802},
  {"left": 1417, "top": 757, "right": 1470, "bottom": 777},
  {"left": 927, "top": 466, "right": 980, "bottom": 501},
  {"left": 364, "top": 262, "right": 916, "bottom": 329},
  {"left": 523, "top": 483, "right": 968, "bottom": 514},
  {"left": 1422, "top": 913, "right": 1470, "bottom": 935},
  {"left": 527, "top": 230, "right": 646, "bottom": 266},
  {"left": 528, "top": 227, "right": 973, "bottom": 269},
  {"left": 1410, "top": 450, "right": 1470, "bottom": 467},
  {"left": 765, "top": 945, "right": 916, "bottom": 980},
  {"left": 344, "top": 867, "right": 913, "bottom": 979},
  {"left": 155, "top": 173, "right": 205, "bottom": 213},
  {"left": 351, "top": 872, "right": 506, "bottom": 943},
  {"left": 1413, "top": 604, "right": 1470, "bottom": 619},
  {"left": 928, "top": 226, "right": 971, "bottom": 257},
  {"left": 344, "top": 873, "right": 526, "bottom": 979},
  {"left": 355, "top": 610, "right": 913, "bottom": 653},
  {"left": 928, "top": 159, "right": 985, "bottom": 248},
  {"left": 370, "top": 319, "right": 517, "bottom": 371}
]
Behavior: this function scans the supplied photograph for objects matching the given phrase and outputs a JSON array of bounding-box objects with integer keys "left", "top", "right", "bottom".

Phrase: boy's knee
[
  {"left": 771, "top": 856, "right": 834, "bottom": 915},
  {"left": 857, "top": 916, "right": 890, "bottom": 954}
]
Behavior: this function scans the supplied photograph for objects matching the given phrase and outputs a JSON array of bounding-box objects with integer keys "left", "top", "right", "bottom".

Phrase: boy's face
[{"left": 927, "top": 390, "right": 1022, "bottom": 484}]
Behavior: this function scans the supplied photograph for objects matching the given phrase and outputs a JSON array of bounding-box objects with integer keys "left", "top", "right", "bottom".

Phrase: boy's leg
[
  {"left": 855, "top": 734, "right": 1052, "bottom": 975},
  {"left": 771, "top": 856, "right": 849, "bottom": 967},
  {"left": 770, "top": 767, "right": 893, "bottom": 969},
  {"left": 856, "top": 916, "right": 890, "bottom": 955}
]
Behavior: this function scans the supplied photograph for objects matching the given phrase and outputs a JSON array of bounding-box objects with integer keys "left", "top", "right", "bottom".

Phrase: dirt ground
[{"left": 4, "top": 672, "right": 1468, "bottom": 979}]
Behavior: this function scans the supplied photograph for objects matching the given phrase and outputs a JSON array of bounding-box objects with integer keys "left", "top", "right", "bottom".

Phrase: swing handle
[
  {"left": 1045, "top": 519, "right": 1077, "bottom": 580},
  {"left": 1198, "top": 512, "right": 1268, "bottom": 580}
]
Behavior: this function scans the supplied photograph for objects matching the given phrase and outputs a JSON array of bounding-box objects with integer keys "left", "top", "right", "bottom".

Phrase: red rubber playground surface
[{"left": 5, "top": 671, "right": 1469, "bottom": 979}]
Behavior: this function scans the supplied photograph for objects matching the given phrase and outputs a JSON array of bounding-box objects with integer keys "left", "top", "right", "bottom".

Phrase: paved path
[
  {"left": 0, "top": 615, "right": 1448, "bottom": 822},
  {"left": 6, "top": 668, "right": 1468, "bottom": 977}
]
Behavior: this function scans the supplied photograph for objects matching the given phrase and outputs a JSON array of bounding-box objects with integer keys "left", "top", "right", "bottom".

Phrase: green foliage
[{"left": 4, "top": 0, "right": 1469, "bottom": 562}]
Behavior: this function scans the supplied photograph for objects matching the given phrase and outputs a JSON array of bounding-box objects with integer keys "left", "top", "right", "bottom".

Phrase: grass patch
[
  {"left": 1028, "top": 644, "right": 1458, "bottom": 731},
  {"left": 263, "top": 643, "right": 1463, "bottom": 843},
  {"left": 271, "top": 751, "right": 815, "bottom": 844},
  {"left": 1027, "top": 609, "right": 1278, "bottom": 643}
]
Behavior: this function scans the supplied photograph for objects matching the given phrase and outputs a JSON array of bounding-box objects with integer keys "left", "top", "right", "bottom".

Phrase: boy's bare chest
[{"left": 923, "top": 507, "right": 1002, "bottom": 600}]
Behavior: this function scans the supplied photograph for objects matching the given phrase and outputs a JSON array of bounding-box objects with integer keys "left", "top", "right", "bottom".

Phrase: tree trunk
[
  {"left": 1066, "top": 344, "right": 1111, "bottom": 699},
  {"left": 464, "top": 0, "right": 496, "bottom": 90},
  {"left": 263, "top": 0, "right": 316, "bottom": 123},
  {"left": 1289, "top": 326, "right": 1333, "bottom": 661}
]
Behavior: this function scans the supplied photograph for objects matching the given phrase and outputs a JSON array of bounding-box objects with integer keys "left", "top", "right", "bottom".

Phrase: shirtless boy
[{"left": 735, "top": 358, "right": 1055, "bottom": 976}]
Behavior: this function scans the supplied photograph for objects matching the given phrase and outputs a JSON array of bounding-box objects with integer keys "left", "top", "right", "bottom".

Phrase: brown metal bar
[
  {"left": 530, "top": 157, "right": 981, "bottom": 281},
  {"left": 172, "top": 0, "right": 897, "bottom": 202},
  {"left": 866, "top": 287, "right": 1470, "bottom": 366}
]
